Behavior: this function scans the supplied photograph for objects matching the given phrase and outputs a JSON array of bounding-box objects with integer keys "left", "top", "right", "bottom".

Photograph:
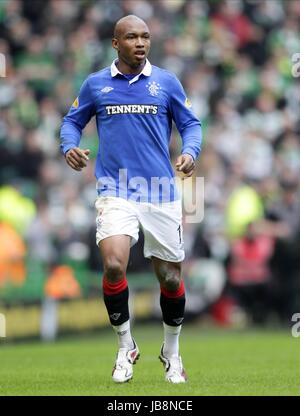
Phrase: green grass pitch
[{"left": 0, "top": 324, "right": 300, "bottom": 396}]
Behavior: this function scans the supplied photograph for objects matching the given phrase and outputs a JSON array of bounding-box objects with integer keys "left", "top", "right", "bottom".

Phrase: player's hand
[
  {"left": 65, "top": 147, "right": 90, "bottom": 171},
  {"left": 175, "top": 154, "right": 195, "bottom": 178}
]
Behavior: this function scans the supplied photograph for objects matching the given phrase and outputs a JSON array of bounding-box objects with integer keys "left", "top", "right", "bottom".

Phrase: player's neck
[{"left": 116, "top": 59, "right": 146, "bottom": 75}]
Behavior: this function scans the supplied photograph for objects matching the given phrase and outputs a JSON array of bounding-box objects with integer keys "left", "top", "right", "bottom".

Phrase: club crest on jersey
[
  {"left": 101, "top": 86, "right": 114, "bottom": 93},
  {"left": 146, "top": 81, "right": 161, "bottom": 97}
]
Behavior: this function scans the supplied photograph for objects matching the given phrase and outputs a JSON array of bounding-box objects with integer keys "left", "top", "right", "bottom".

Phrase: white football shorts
[{"left": 95, "top": 196, "right": 185, "bottom": 263}]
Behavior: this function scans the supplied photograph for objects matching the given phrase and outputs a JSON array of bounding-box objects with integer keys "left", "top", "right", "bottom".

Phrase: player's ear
[{"left": 112, "top": 38, "right": 119, "bottom": 51}]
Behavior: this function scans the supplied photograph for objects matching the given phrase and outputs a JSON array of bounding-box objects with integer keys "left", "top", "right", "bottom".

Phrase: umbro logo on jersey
[
  {"left": 101, "top": 86, "right": 114, "bottom": 93},
  {"left": 110, "top": 313, "right": 121, "bottom": 321}
]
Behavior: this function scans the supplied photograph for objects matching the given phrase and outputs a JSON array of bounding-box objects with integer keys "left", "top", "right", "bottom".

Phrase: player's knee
[
  {"left": 104, "top": 257, "right": 126, "bottom": 283},
  {"left": 161, "top": 267, "right": 181, "bottom": 292}
]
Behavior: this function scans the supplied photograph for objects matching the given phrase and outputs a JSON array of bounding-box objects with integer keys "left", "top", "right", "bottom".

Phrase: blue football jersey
[{"left": 60, "top": 59, "right": 202, "bottom": 203}]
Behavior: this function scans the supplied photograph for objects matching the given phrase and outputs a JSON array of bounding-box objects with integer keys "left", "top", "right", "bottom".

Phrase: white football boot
[
  {"left": 112, "top": 339, "right": 140, "bottom": 383},
  {"left": 159, "top": 344, "right": 187, "bottom": 383}
]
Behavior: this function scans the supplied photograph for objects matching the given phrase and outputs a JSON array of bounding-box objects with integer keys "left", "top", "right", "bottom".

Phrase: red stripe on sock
[
  {"left": 160, "top": 279, "right": 185, "bottom": 298},
  {"left": 102, "top": 276, "right": 128, "bottom": 295}
]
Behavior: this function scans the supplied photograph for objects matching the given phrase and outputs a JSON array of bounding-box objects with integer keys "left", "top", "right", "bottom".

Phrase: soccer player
[{"left": 60, "top": 15, "right": 202, "bottom": 384}]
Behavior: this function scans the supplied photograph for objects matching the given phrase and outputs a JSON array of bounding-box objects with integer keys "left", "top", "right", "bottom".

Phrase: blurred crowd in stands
[{"left": 1, "top": 0, "right": 300, "bottom": 326}]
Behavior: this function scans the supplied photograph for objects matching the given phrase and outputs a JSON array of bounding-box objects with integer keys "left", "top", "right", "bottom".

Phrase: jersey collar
[{"left": 110, "top": 59, "right": 152, "bottom": 84}]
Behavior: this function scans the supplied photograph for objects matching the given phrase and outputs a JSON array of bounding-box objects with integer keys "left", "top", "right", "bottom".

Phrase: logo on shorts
[
  {"left": 110, "top": 313, "right": 121, "bottom": 321},
  {"left": 173, "top": 317, "right": 184, "bottom": 325},
  {"left": 96, "top": 217, "right": 103, "bottom": 229},
  {"left": 146, "top": 81, "right": 161, "bottom": 97},
  {"left": 96, "top": 208, "right": 104, "bottom": 228}
]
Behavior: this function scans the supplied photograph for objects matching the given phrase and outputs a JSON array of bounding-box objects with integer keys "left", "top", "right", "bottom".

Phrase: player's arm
[
  {"left": 168, "top": 74, "right": 202, "bottom": 177},
  {"left": 60, "top": 77, "right": 96, "bottom": 171}
]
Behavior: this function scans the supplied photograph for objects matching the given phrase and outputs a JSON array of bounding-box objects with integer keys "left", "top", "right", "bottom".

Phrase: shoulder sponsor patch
[
  {"left": 72, "top": 97, "right": 79, "bottom": 109},
  {"left": 184, "top": 98, "right": 192, "bottom": 108}
]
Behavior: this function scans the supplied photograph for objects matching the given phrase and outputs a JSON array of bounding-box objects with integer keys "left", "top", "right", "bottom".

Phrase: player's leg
[
  {"left": 95, "top": 196, "right": 140, "bottom": 382},
  {"left": 100, "top": 235, "right": 134, "bottom": 348},
  {"left": 152, "top": 258, "right": 187, "bottom": 383},
  {"left": 137, "top": 199, "right": 187, "bottom": 382},
  {"left": 152, "top": 257, "right": 187, "bottom": 382},
  {"left": 152, "top": 258, "right": 185, "bottom": 354},
  {"left": 99, "top": 236, "right": 140, "bottom": 383}
]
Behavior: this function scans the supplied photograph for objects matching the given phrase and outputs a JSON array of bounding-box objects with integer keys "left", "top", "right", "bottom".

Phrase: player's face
[{"left": 113, "top": 21, "right": 151, "bottom": 70}]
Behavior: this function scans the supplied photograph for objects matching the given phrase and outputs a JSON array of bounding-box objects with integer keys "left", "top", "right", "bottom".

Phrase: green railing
[{"left": 0, "top": 257, "right": 157, "bottom": 304}]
